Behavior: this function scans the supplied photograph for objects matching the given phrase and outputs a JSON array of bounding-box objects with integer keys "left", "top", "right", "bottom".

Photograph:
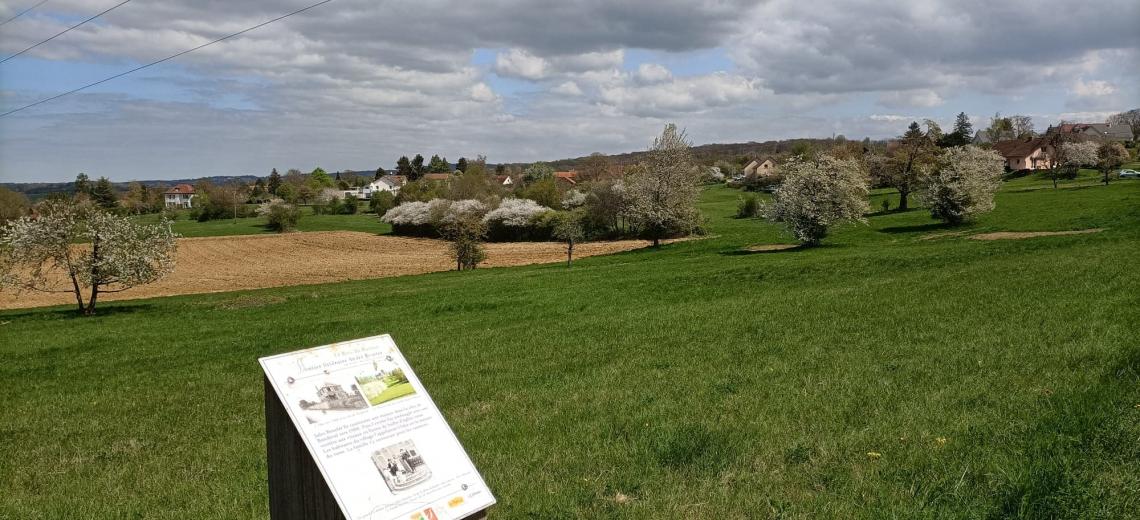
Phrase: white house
[
  {"left": 164, "top": 184, "right": 195, "bottom": 208},
  {"left": 342, "top": 175, "right": 404, "bottom": 199}
]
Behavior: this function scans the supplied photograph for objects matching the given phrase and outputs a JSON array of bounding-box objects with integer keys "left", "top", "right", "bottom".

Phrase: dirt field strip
[
  {"left": 0, "top": 231, "right": 671, "bottom": 310},
  {"left": 968, "top": 229, "right": 1104, "bottom": 240},
  {"left": 745, "top": 244, "right": 800, "bottom": 252}
]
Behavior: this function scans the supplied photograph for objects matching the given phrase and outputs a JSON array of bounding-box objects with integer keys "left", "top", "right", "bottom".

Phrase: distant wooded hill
[{"left": 3, "top": 137, "right": 883, "bottom": 196}]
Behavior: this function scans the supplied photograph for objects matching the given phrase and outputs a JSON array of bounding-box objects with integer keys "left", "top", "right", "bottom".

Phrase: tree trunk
[
  {"left": 652, "top": 236, "right": 660, "bottom": 248},
  {"left": 566, "top": 241, "right": 573, "bottom": 268},
  {"left": 897, "top": 188, "right": 909, "bottom": 210},
  {"left": 69, "top": 274, "right": 85, "bottom": 315},
  {"left": 84, "top": 285, "right": 99, "bottom": 316}
]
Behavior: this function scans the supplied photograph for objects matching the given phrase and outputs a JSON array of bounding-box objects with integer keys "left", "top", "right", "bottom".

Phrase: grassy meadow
[
  {"left": 2, "top": 177, "right": 1139, "bottom": 518},
  {"left": 134, "top": 209, "right": 391, "bottom": 238}
]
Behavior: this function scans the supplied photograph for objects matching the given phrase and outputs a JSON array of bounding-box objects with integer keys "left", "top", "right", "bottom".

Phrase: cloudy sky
[{"left": 1, "top": 0, "right": 1137, "bottom": 182}]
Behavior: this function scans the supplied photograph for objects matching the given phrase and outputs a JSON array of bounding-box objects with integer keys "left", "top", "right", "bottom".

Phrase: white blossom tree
[
  {"left": 625, "top": 123, "right": 701, "bottom": 247},
  {"left": 482, "top": 198, "right": 551, "bottom": 227},
  {"left": 920, "top": 145, "right": 1004, "bottom": 225},
  {"left": 0, "top": 201, "right": 178, "bottom": 315},
  {"left": 1046, "top": 138, "right": 1099, "bottom": 188},
  {"left": 764, "top": 155, "right": 869, "bottom": 245}
]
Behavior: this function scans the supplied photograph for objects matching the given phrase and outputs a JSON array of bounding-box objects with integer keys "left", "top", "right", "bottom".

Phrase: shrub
[
  {"left": 440, "top": 213, "right": 487, "bottom": 270},
  {"left": 370, "top": 191, "right": 396, "bottom": 215},
  {"left": 483, "top": 198, "right": 550, "bottom": 227},
  {"left": 764, "top": 155, "right": 869, "bottom": 245},
  {"left": 483, "top": 198, "right": 553, "bottom": 241},
  {"left": 342, "top": 194, "right": 359, "bottom": 214},
  {"left": 736, "top": 193, "right": 760, "bottom": 218},
  {"left": 921, "top": 145, "right": 1003, "bottom": 225},
  {"left": 259, "top": 200, "right": 301, "bottom": 232}
]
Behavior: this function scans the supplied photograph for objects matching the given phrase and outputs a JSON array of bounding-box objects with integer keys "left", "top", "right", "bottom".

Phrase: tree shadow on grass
[
  {"left": 866, "top": 206, "right": 925, "bottom": 218},
  {"left": 0, "top": 302, "right": 157, "bottom": 321},
  {"left": 877, "top": 222, "right": 958, "bottom": 234}
]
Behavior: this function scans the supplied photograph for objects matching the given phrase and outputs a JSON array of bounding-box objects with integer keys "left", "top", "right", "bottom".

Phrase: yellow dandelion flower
[
  {"left": 867, "top": 451, "right": 882, "bottom": 460},
  {"left": 936, "top": 437, "right": 948, "bottom": 446}
]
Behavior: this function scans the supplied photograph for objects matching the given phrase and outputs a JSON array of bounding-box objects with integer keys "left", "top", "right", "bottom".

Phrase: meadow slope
[{"left": 1, "top": 177, "right": 1138, "bottom": 519}]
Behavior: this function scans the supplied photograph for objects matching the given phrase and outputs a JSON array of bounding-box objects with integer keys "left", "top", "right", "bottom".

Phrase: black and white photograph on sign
[
  {"left": 372, "top": 439, "right": 432, "bottom": 493},
  {"left": 296, "top": 380, "right": 368, "bottom": 424},
  {"left": 355, "top": 360, "right": 417, "bottom": 407}
]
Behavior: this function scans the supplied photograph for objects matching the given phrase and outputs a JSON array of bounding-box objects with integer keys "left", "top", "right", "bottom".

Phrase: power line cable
[
  {"left": 0, "top": 0, "right": 49, "bottom": 28},
  {"left": 1, "top": 0, "right": 131, "bottom": 63},
  {"left": 0, "top": 0, "right": 335, "bottom": 118}
]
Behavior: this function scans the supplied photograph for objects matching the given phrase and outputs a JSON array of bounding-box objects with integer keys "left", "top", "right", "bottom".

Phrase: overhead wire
[{"left": 0, "top": 0, "right": 336, "bottom": 118}]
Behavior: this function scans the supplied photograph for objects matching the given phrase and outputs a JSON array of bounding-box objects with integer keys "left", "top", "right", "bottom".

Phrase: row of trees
[
  {"left": 382, "top": 124, "right": 702, "bottom": 269},
  {"left": 766, "top": 145, "right": 1006, "bottom": 245}
]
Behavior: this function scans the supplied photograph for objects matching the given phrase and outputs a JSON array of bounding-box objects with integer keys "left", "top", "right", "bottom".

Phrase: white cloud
[
  {"left": 470, "top": 83, "right": 498, "bottom": 102},
  {"left": 551, "top": 81, "right": 584, "bottom": 96},
  {"left": 1071, "top": 78, "right": 1117, "bottom": 97},
  {"left": 877, "top": 90, "right": 944, "bottom": 109},
  {"left": 494, "top": 48, "right": 549, "bottom": 80},
  {"left": 634, "top": 63, "right": 673, "bottom": 84}
]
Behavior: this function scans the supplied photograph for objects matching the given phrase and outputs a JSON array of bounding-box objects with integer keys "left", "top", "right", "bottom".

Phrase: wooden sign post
[{"left": 261, "top": 335, "right": 494, "bottom": 520}]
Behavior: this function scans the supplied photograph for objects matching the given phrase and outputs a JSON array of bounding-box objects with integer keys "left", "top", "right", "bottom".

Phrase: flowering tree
[
  {"left": 551, "top": 210, "right": 585, "bottom": 267},
  {"left": 1047, "top": 139, "right": 1099, "bottom": 188},
  {"left": 764, "top": 155, "right": 869, "bottom": 245},
  {"left": 440, "top": 213, "right": 487, "bottom": 271},
  {"left": 625, "top": 123, "right": 701, "bottom": 247},
  {"left": 1096, "top": 142, "right": 1129, "bottom": 185},
  {"left": 920, "top": 145, "right": 1004, "bottom": 225},
  {"left": 258, "top": 200, "right": 301, "bottom": 232},
  {"left": 0, "top": 202, "right": 178, "bottom": 315},
  {"left": 482, "top": 198, "right": 551, "bottom": 227}
]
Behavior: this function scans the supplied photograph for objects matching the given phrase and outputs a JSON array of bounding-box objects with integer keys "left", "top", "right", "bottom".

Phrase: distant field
[
  {"left": 0, "top": 232, "right": 672, "bottom": 310},
  {"left": 133, "top": 210, "right": 391, "bottom": 237},
  {"left": 2, "top": 179, "right": 1138, "bottom": 518}
]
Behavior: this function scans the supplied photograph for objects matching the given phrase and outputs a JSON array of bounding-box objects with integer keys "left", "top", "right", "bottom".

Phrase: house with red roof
[
  {"left": 164, "top": 184, "right": 196, "bottom": 208},
  {"left": 553, "top": 171, "right": 578, "bottom": 186},
  {"left": 992, "top": 138, "right": 1054, "bottom": 171}
]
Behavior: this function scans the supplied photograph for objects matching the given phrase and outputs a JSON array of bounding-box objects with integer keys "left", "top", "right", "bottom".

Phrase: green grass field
[
  {"left": 3, "top": 179, "right": 1139, "bottom": 518},
  {"left": 133, "top": 210, "right": 391, "bottom": 237}
]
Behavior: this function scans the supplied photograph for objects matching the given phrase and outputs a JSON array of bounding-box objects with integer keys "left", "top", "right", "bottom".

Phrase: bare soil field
[
  {"left": 969, "top": 229, "right": 1103, "bottom": 240},
  {"left": 0, "top": 231, "right": 666, "bottom": 310}
]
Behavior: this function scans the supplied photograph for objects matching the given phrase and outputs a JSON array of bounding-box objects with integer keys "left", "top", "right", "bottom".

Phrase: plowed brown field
[{"left": 0, "top": 231, "right": 665, "bottom": 310}]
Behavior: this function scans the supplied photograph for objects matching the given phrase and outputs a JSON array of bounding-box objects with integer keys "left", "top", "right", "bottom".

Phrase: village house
[
  {"left": 1046, "top": 122, "right": 1134, "bottom": 142},
  {"left": 553, "top": 171, "right": 578, "bottom": 186},
  {"left": 342, "top": 175, "right": 404, "bottom": 199},
  {"left": 494, "top": 174, "right": 513, "bottom": 187},
  {"left": 743, "top": 157, "right": 777, "bottom": 176},
  {"left": 992, "top": 138, "right": 1053, "bottom": 171},
  {"left": 422, "top": 173, "right": 453, "bottom": 182},
  {"left": 164, "top": 184, "right": 195, "bottom": 208}
]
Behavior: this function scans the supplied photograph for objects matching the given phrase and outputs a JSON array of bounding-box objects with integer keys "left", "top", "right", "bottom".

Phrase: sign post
[{"left": 261, "top": 335, "right": 494, "bottom": 520}]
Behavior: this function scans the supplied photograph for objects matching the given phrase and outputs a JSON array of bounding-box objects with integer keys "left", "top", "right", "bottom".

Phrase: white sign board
[{"left": 260, "top": 334, "right": 495, "bottom": 520}]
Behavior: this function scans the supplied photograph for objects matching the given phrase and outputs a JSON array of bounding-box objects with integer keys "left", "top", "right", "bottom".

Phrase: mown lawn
[
  {"left": 2, "top": 180, "right": 1138, "bottom": 518},
  {"left": 133, "top": 210, "right": 391, "bottom": 237}
]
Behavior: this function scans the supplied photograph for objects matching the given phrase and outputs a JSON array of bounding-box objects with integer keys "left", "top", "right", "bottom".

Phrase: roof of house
[
  {"left": 494, "top": 175, "right": 513, "bottom": 184},
  {"left": 1052, "top": 123, "right": 1134, "bottom": 140},
  {"left": 164, "top": 184, "right": 195, "bottom": 195},
  {"left": 992, "top": 138, "right": 1047, "bottom": 158},
  {"left": 422, "top": 173, "right": 453, "bottom": 181},
  {"left": 553, "top": 171, "right": 578, "bottom": 185}
]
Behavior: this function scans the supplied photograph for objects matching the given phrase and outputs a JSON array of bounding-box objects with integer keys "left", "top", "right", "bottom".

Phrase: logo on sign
[{"left": 410, "top": 508, "right": 439, "bottom": 520}]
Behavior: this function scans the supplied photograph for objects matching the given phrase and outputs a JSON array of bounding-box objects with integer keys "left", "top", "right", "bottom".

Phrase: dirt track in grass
[
  {"left": 0, "top": 231, "right": 669, "bottom": 310},
  {"left": 968, "top": 229, "right": 1104, "bottom": 240}
]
